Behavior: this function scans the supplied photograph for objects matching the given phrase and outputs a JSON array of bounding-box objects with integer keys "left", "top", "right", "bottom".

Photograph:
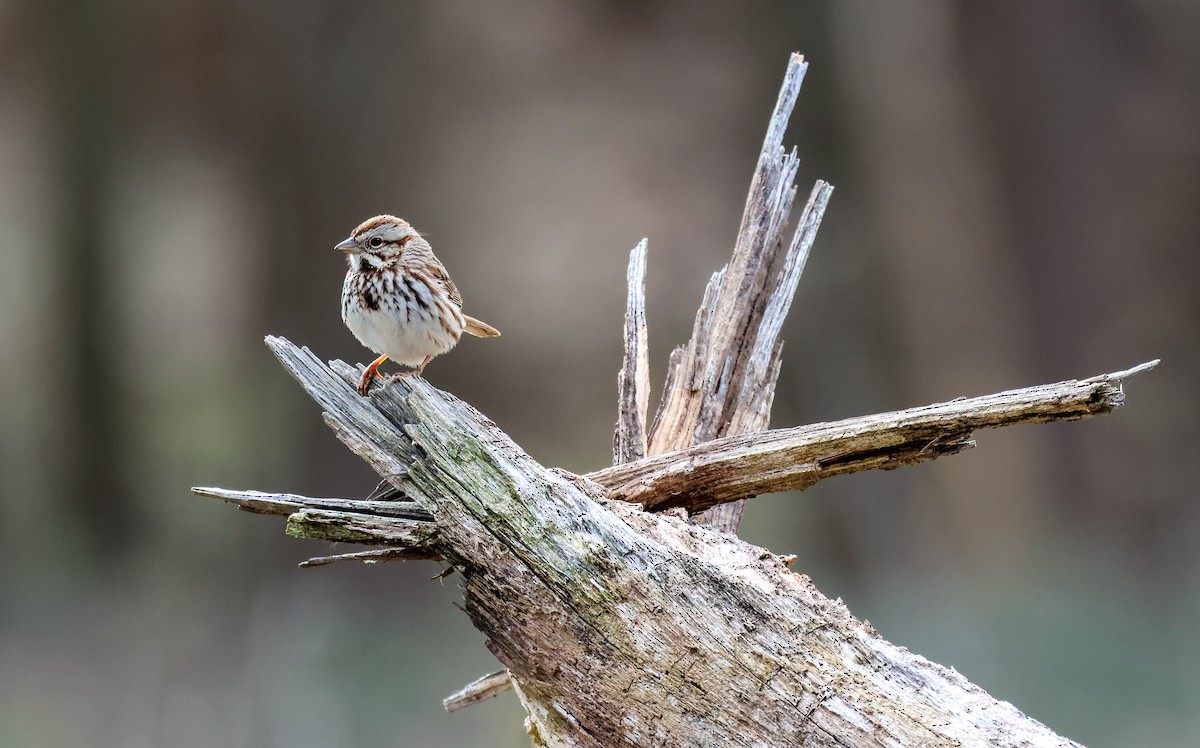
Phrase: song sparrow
[{"left": 336, "top": 215, "right": 500, "bottom": 395}]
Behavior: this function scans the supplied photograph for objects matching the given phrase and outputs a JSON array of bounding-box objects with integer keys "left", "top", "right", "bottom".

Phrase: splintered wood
[
  {"left": 613, "top": 239, "right": 650, "bottom": 466},
  {"left": 640, "top": 55, "right": 832, "bottom": 533}
]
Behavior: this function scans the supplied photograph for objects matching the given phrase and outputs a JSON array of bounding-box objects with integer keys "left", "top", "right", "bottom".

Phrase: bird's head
[{"left": 335, "top": 215, "right": 423, "bottom": 262}]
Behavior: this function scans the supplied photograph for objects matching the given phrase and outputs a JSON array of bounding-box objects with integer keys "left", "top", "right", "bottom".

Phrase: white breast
[{"left": 342, "top": 271, "right": 463, "bottom": 367}]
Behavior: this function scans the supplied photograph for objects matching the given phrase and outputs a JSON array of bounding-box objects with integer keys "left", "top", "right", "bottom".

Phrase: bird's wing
[{"left": 426, "top": 263, "right": 463, "bottom": 308}]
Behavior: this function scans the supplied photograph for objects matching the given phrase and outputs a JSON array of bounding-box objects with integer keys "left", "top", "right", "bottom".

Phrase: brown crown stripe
[{"left": 352, "top": 214, "right": 406, "bottom": 236}]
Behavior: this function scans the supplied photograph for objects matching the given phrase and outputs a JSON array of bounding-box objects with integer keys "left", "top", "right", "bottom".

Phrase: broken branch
[
  {"left": 589, "top": 361, "right": 1157, "bottom": 512},
  {"left": 443, "top": 670, "right": 514, "bottom": 712}
]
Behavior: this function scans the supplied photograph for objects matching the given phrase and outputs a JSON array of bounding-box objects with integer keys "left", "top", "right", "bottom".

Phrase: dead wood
[{"left": 194, "top": 53, "right": 1156, "bottom": 747}]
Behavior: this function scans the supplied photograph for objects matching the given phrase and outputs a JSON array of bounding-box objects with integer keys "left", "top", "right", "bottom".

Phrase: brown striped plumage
[{"left": 336, "top": 215, "right": 500, "bottom": 395}]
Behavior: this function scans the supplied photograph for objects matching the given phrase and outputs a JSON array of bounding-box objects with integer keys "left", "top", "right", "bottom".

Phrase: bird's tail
[{"left": 463, "top": 315, "right": 501, "bottom": 338}]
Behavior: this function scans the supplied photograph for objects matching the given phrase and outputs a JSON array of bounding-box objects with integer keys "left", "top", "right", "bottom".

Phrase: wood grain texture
[
  {"left": 298, "top": 547, "right": 430, "bottom": 568},
  {"left": 193, "top": 486, "right": 431, "bottom": 520},
  {"left": 613, "top": 239, "right": 650, "bottom": 465},
  {"left": 443, "top": 670, "right": 514, "bottom": 713},
  {"left": 589, "top": 361, "right": 1156, "bottom": 512},
  {"left": 198, "top": 335, "right": 1115, "bottom": 746},
  {"left": 193, "top": 486, "right": 438, "bottom": 558},
  {"left": 646, "top": 54, "right": 831, "bottom": 534}
]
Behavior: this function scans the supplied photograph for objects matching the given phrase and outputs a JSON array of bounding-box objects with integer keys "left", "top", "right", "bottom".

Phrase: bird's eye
[{"left": 368, "top": 237, "right": 384, "bottom": 248}]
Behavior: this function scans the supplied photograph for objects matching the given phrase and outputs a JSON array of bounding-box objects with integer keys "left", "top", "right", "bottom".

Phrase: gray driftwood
[
  {"left": 645, "top": 56, "right": 830, "bottom": 535},
  {"left": 196, "top": 54, "right": 1155, "bottom": 747},
  {"left": 594, "top": 360, "right": 1154, "bottom": 513}
]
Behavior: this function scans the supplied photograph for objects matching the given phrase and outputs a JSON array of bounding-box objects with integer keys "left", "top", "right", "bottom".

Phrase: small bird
[{"left": 336, "top": 215, "right": 500, "bottom": 395}]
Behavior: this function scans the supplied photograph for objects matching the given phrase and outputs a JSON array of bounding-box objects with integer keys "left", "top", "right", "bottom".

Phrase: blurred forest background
[{"left": 1, "top": 2, "right": 1197, "bottom": 746}]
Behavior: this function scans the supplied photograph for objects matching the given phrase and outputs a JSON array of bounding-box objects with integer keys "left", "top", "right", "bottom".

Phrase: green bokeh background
[{"left": 1, "top": 2, "right": 1197, "bottom": 746}]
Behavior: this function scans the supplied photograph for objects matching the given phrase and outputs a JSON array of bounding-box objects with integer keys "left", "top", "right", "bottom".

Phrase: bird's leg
[
  {"left": 357, "top": 354, "right": 389, "bottom": 395},
  {"left": 391, "top": 355, "right": 433, "bottom": 381},
  {"left": 412, "top": 355, "right": 432, "bottom": 377}
]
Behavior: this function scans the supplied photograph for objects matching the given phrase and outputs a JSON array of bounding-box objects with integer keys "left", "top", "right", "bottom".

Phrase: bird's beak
[{"left": 334, "top": 237, "right": 360, "bottom": 254}]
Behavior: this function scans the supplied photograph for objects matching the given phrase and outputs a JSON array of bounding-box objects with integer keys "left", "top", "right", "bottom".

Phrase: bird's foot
[{"left": 357, "top": 354, "right": 390, "bottom": 396}]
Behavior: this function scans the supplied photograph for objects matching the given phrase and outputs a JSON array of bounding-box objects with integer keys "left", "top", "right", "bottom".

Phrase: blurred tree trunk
[{"left": 42, "top": 0, "right": 134, "bottom": 557}]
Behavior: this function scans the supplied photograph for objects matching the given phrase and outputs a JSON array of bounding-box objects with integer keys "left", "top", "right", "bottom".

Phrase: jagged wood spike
[
  {"left": 646, "top": 53, "right": 830, "bottom": 535},
  {"left": 614, "top": 239, "right": 650, "bottom": 465}
]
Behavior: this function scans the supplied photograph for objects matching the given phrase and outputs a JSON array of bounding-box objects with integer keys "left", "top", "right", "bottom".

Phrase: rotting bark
[{"left": 195, "top": 54, "right": 1156, "bottom": 747}]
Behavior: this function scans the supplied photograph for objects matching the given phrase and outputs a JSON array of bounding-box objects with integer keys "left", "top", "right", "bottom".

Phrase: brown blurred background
[{"left": 1, "top": 2, "right": 1197, "bottom": 746}]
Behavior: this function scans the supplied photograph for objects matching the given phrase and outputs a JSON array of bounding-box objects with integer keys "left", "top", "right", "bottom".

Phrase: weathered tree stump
[{"left": 197, "top": 54, "right": 1155, "bottom": 747}]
